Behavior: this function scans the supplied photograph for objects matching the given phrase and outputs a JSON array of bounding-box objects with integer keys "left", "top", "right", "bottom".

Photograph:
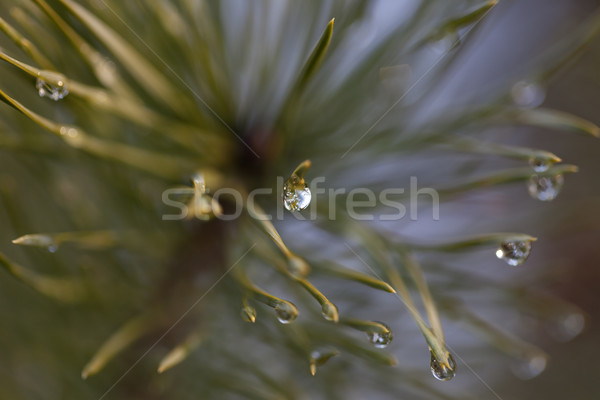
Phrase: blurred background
[{"left": 0, "top": 0, "right": 599, "bottom": 399}]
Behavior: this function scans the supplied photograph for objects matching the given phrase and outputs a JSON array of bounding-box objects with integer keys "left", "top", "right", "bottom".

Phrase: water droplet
[
  {"left": 36, "top": 78, "right": 69, "bottom": 101},
  {"left": 367, "top": 322, "right": 393, "bottom": 348},
  {"left": 430, "top": 351, "right": 456, "bottom": 381},
  {"left": 321, "top": 302, "right": 339, "bottom": 322},
  {"left": 495, "top": 241, "right": 532, "bottom": 266},
  {"left": 282, "top": 176, "right": 311, "bottom": 211},
  {"left": 240, "top": 306, "right": 256, "bottom": 323},
  {"left": 527, "top": 174, "right": 564, "bottom": 201},
  {"left": 550, "top": 312, "right": 585, "bottom": 342},
  {"left": 512, "top": 353, "right": 548, "bottom": 380},
  {"left": 511, "top": 81, "right": 545, "bottom": 108},
  {"left": 47, "top": 245, "right": 59, "bottom": 253},
  {"left": 529, "top": 157, "right": 553, "bottom": 173},
  {"left": 275, "top": 302, "right": 298, "bottom": 324}
]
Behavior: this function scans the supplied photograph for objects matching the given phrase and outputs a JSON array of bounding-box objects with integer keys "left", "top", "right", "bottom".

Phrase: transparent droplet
[
  {"left": 430, "top": 351, "right": 456, "bottom": 381},
  {"left": 47, "top": 245, "right": 59, "bottom": 253},
  {"left": 240, "top": 306, "right": 256, "bottom": 323},
  {"left": 512, "top": 353, "right": 548, "bottom": 380},
  {"left": 36, "top": 78, "right": 69, "bottom": 101},
  {"left": 321, "top": 302, "right": 339, "bottom": 323},
  {"left": 550, "top": 312, "right": 585, "bottom": 342},
  {"left": 367, "top": 322, "right": 393, "bottom": 348},
  {"left": 527, "top": 174, "right": 564, "bottom": 202},
  {"left": 282, "top": 176, "right": 311, "bottom": 211},
  {"left": 275, "top": 302, "right": 298, "bottom": 324},
  {"left": 529, "top": 157, "right": 553, "bottom": 173},
  {"left": 495, "top": 241, "right": 532, "bottom": 266},
  {"left": 511, "top": 81, "right": 545, "bottom": 108}
]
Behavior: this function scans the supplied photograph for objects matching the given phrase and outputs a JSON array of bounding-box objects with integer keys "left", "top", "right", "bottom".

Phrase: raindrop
[
  {"left": 527, "top": 174, "right": 564, "bottom": 201},
  {"left": 36, "top": 78, "right": 69, "bottom": 101},
  {"left": 275, "top": 302, "right": 298, "bottom": 324},
  {"left": 367, "top": 322, "right": 393, "bottom": 348},
  {"left": 321, "top": 302, "right": 339, "bottom": 323},
  {"left": 511, "top": 81, "right": 545, "bottom": 108},
  {"left": 495, "top": 241, "right": 532, "bottom": 266},
  {"left": 512, "top": 353, "right": 548, "bottom": 380},
  {"left": 282, "top": 176, "right": 311, "bottom": 211},
  {"left": 47, "top": 245, "right": 59, "bottom": 253},
  {"left": 528, "top": 157, "right": 553, "bottom": 173},
  {"left": 430, "top": 351, "right": 456, "bottom": 381}
]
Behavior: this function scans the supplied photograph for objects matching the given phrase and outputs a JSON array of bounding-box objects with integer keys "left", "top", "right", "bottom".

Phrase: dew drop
[
  {"left": 511, "top": 353, "right": 548, "bottom": 380},
  {"left": 282, "top": 176, "right": 311, "bottom": 211},
  {"left": 275, "top": 302, "right": 298, "bottom": 324},
  {"left": 321, "top": 302, "right": 339, "bottom": 323},
  {"left": 430, "top": 351, "right": 456, "bottom": 381},
  {"left": 511, "top": 81, "right": 545, "bottom": 108},
  {"left": 528, "top": 157, "right": 553, "bottom": 173},
  {"left": 36, "top": 78, "right": 69, "bottom": 101},
  {"left": 47, "top": 244, "right": 59, "bottom": 253},
  {"left": 367, "top": 322, "right": 393, "bottom": 348},
  {"left": 527, "top": 174, "right": 564, "bottom": 201},
  {"left": 495, "top": 241, "right": 532, "bottom": 266}
]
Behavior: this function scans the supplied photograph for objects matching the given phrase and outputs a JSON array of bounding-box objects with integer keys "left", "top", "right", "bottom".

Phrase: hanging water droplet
[
  {"left": 495, "top": 241, "right": 532, "bottom": 266},
  {"left": 527, "top": 174, "right": 564, "bottom": 201},
  {"left": 511, "top": 353, "right": 548, "bottom": 380},
  {"left": 47, "top": 244, "right": 59, "bottom": 253},
  {"left": 282, "top": 176, "right": 311, "bottom": 211},
  {"left": 36, "top": 78, "right": 69, "bottom": 101},
  {"left": 321, "top": 302, "right": 339, "bottom": 323},
  {"left": 528, "top": 157, "right": 553, "bottom": 173},
  {"left": 367, "top": 322, "right": 393, "bottom": 348},
  {"left": 275, "top": 302, "right": 298, "bottom": 324},
  {"left": 430, "top": 351, "right": 456, "bottom": 381},
  {"left": 511, "top": 81, "right": 545, "bottom": 108}
]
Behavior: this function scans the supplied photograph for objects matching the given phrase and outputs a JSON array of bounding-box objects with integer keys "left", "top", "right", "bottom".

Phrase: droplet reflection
[
  {"left": 527, "top": 174, "right": 564, "bottom": 201},
  {"left": 36, "top": 78, "right": 69, "bottom": 101},
  {"left": 496, "top": 241, "right": 532, "bottom": 266},
  {"left": 367, "top": 322, "right": 393, "bottom": 348},
  {"left": 430, "top": 351, "right": 456, "bottom": 381}
]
